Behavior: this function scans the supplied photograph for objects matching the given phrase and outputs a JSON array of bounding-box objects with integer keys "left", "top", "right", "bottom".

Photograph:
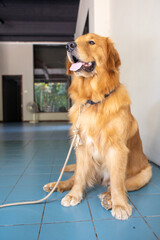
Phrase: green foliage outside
[{"left": 34, "top": 82, "right": 69, "bottom": 112}]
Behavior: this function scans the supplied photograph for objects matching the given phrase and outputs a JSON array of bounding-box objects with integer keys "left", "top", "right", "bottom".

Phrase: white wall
[
  {"left": 75, "top": 0, "right": 160, "bottom": 165},
  {"left": 0, "top": 43, "right": 34, "bottom": 121},
  {"left": 109, "top": 0, "right": 160, "bottom": 165},
  {"left": 0, "top": 42, "right": 68, "bottom": 121}
]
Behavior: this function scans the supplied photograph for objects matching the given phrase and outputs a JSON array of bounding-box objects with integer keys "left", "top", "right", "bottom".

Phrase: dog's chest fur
[{"left": 81, "top": 130, "right": 110, "bottom": 186}]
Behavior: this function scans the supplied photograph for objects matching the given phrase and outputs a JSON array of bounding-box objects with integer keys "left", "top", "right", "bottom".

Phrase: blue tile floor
[{"left": 0, "top": 122, "right": 160, "bottom": 240}]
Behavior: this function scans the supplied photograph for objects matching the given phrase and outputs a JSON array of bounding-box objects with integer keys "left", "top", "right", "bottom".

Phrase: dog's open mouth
[{"left": 69, "top": 55, "right": 96, "bottom": 73}]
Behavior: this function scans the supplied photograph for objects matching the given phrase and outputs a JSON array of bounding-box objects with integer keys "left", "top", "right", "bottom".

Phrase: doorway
[{"left": 2, "top": 75, "right": 23, "bottom": 122}]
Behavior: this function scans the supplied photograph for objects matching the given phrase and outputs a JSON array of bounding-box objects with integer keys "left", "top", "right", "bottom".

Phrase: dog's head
[{"left": 66, "top": 33, "right": 121, "bottom": 78}]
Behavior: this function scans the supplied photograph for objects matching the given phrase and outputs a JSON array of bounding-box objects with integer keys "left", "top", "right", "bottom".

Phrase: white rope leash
[{"left": 0, "top": 133, "right": 77, "bottom": 209}]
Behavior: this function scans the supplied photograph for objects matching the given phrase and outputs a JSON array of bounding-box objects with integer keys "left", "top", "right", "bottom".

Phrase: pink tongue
[{"left": 70, "top": 62, "right": 83, "bottom": 72}]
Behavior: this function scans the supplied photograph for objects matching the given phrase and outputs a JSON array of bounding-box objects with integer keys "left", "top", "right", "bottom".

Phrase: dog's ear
[
  {"left": 66, "top": 57, "right": 72, "bottom": 75},
  {"left": 106, "top": 39, "right": 121, "bottom": 73}
]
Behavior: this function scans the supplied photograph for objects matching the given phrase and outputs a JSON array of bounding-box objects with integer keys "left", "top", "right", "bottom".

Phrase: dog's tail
[
  {"left": 125, "top": 164, "right": 152, "bottom": 191},
  {"left": 60, "top": 164, "right": 76, "bottom": 172}
]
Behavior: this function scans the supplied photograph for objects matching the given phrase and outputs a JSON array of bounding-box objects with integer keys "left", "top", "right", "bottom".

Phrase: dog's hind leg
[
  {"left": 43, "top": 174, "right": 75, "bottom": 193},
  {"left": 99, "top": 186, "right": 112, "bottom": 210}
]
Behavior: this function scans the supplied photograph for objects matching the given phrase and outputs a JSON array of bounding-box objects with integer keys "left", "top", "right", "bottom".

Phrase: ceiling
[{"left": 0, "top": 0, "right": 80, "bottom": 42}]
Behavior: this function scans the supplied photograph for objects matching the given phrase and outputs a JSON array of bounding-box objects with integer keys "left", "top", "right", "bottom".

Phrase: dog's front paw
[
  {"left": 61, "top": 194, "right": 82, "bottom": 207},
  {"left": 111, "top": 204, "right": 132, "bottom": 220}
]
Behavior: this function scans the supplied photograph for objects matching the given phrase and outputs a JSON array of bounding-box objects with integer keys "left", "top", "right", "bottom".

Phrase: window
[
  {"left": 34, "top": 80, "right": 70, "bottom": 113},
  {"left": 34, "top": 45, "right": 71, "bottom": 113}
]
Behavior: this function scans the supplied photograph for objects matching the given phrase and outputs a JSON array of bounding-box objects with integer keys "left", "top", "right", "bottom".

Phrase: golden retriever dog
[{"left": 43, "top": 33, "right": 152, "bottom": 220}]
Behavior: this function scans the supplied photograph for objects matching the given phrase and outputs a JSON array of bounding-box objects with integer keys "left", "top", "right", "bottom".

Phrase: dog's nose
[{"left": 66, "top": 42, "right": 77, "bottom": 52}]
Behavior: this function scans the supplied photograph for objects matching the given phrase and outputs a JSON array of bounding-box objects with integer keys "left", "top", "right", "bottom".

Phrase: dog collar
[{"left": 85, "top": 89, "right": 115, "bottom": 105}]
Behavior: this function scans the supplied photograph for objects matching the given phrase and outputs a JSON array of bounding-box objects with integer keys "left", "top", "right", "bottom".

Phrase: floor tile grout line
[
  {"left": 86, "top": 196, "right": 99, "bottom": 240},
  {"left": 23, "top": 139, "right": 32, "bottom": 148},
  {"left": 144, "top": 215, "right": 160, "bottom": 218},
  {"left": 92, "top": 216, "right": 143, "bottom": 221},
  {"left": 141, "top": 217, "right": 159, "bottom": 240},
  {"left": 151, "top": 182, "right": 160, "bottom": 191},
  {"left": 0, "top": 219, "right": 93, "bottom": 228},
  {"left": 129, "top": 197, "right": 159, "bottom": 240},
  {"left": 0, "top": 223, "right": 41, "bottom": 227},
  {"left": 2, "top": 215, "right": 160, "bottom": 228},
  {"left": 128, "top": 192, "right": 160, "bottom": 196},
  {"left": 37, "top": 203, "right": 47, "bottom": 240},
  {"left": 85, "top": 192, "right": 160, "bottom": 200},
  {"left": 37, "top": 143, "right": 58, "bottom": 240},
  {"left": 42, "top": 219, "right": 93, "bottom": 225},
  {"left": 1, "top": 150, "right": 39, "bottom": 205}
]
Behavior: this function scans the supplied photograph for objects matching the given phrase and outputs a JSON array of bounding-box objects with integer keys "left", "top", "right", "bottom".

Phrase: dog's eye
[{"left": 89, "top": 40, "right": 95, "bottom": 45}]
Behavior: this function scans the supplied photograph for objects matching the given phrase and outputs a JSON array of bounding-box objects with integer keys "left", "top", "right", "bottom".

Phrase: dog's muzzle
[{"left": 66, "top": 42, "right": 77, "bottom": 52}]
